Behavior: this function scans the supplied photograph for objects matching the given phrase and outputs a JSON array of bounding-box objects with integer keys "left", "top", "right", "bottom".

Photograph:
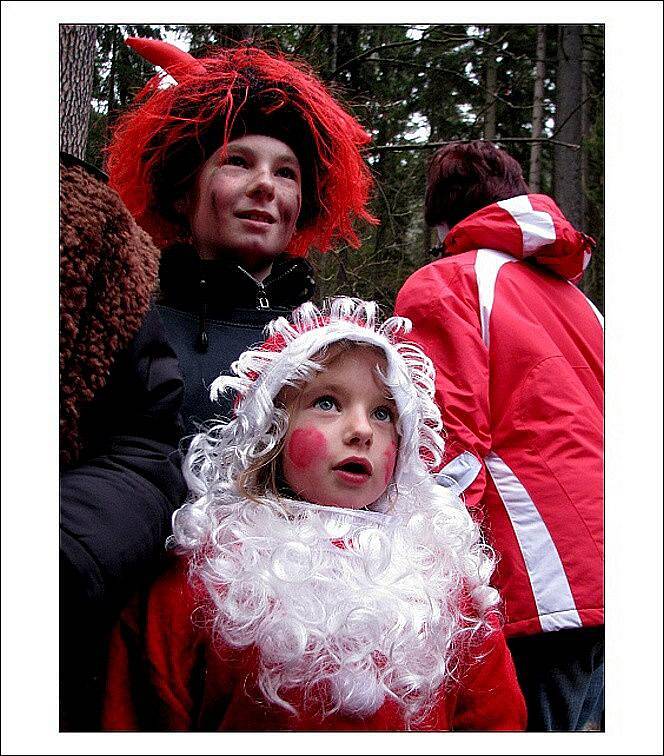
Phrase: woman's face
[{"left": 182, "top": 134, "right": 302, "bottom": 278}]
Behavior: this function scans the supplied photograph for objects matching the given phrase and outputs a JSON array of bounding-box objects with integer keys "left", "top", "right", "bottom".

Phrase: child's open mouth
[{"left": 333, "top": 457, "right": 373, "bottom": 486}]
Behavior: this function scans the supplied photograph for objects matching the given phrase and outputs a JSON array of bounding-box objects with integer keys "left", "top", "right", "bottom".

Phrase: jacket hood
[{"left": 443, "top": 194, "right": 595, "bottom": 282}]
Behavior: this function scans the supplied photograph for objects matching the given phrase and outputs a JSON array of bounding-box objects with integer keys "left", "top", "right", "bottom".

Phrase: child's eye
[
  {"left": 313, "top": 396, "right": 338, "bottom": 412},
  {"left": 373, "top": 406, "right": 394, "bottom": 423}
]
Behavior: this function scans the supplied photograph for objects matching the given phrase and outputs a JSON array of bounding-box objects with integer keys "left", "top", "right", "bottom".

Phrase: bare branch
[
  {"left": 333, "top": 38, "right": 425, "bottom": 76},
  {"left": 364, "top": 137, "right": 581, "bottom": 153},
  {"left": 550, "top": 91, "right": 601, "bottom": 140}
]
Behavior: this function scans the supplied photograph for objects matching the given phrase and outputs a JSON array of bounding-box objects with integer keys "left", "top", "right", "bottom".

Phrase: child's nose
[{"left": 344, "top": 410, "right": 373, "bottom": 446}]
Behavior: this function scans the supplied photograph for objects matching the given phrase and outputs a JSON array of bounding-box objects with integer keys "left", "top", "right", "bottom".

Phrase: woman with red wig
[
  {"left": 106, "top": 38, "right": 375, "bottom": 434},
  {"left": 395, "top": 140, "right": 604, "bottom": 731}
]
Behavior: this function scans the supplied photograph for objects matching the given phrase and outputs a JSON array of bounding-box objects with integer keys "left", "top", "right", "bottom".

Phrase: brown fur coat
[{"left": 59, "top": 159, "right": 160, "bottom": 466}]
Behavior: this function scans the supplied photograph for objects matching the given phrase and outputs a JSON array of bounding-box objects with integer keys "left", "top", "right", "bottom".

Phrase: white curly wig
[{"left": 171, "top": 298, "right": 499, "bottom": 727}]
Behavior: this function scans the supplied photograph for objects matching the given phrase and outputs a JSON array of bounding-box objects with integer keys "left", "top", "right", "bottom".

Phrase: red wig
[
  {"left": 424, "top": 141, "right": 530, "bottom": 228},
  {"left": 106, "top": 39, "right": 376, "bottom": 256}
]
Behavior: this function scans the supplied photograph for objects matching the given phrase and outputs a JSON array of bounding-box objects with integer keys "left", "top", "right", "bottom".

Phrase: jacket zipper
[
  {"left": 236, "top": 265, "right": 274, "bottom": 309},
  {"left": 256, "top": 281, "right": 270, "bottom": 310},
  {"left": 195, "top": 279, "right": 209, "bottom": 353},
  {"left": 265, "top": 263, "right": 298, "bottom": 287},
  {"left": 258, "top": 263, "right": 301, "bottom": 308}
]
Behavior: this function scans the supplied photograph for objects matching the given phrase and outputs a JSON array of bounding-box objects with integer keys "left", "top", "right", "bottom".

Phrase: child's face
[
  {"left": 281, "top": 347, "right": 399, "bottom": 510},
  {"left": 182, "top": 134, "right": 302, "bottom": 278}
]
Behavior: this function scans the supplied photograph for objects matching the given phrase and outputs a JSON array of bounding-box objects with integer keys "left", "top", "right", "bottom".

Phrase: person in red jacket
[
  {"left": 395, "top": 141, "right": 604, "bottom": 731},
  {"left": 103, "top": 298, "right": 526, "bottom": 731}
]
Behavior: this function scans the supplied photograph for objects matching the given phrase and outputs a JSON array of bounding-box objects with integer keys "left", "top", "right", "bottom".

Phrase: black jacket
[
  {"left": 60, "top": 306, "right": 187, "bottom": 730},
  {"left": 157, "top": 244, "right": 317, "bottom": 436},
  {"left": 59, "top": 155, "right": 187, "bottom": 730},
  {"left": 60, "top": 305, "right": 186, "bottom": 613}
]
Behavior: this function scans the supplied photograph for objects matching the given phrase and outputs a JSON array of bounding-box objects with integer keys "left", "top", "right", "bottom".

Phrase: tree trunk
[
  {"left": 422, "top": 220, "right": 434, "bottom": 260},
  {"left": 579, "top": 25, "right": 603, "bottom": 307},
  {"left": 581, "top": 25, "right": 593, "bottom": 230},
  {"left": 483, "top": 27, "right": 498, "bottom": 140},
  {"left": 118, "top": 35, "right": 131, "bottom": 109},
  {"left": 553, "top": 25, "right": 584, "bottom": 229},
  {"left": 328, "top": 24, "right": 339, "bottom": 77},
  {"left": 529, "top": 25, "right": 547, "bottom": 191},
  {"left": 59, "top": 25, "right": 97, "bottom": 158},
  {"left": 105, "top": 26, "right": 118, "bottom": 141}
]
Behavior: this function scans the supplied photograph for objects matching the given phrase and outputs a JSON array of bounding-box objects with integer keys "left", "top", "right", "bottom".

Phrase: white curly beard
[{"left": 180, "top": 481, "right": 498, "bottom": 725}]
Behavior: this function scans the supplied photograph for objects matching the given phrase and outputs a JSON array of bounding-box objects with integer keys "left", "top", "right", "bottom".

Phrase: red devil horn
[{"left": 125, "top": 37, "right": 206, "bottom": 80}]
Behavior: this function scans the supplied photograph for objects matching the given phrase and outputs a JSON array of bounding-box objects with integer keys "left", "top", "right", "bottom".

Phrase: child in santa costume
[{"left": 103, "top": 298, "right": 526, "bottom": 731}]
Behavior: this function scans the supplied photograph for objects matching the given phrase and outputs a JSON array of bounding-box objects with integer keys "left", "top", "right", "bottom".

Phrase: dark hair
[{"left": 424, "top": 141, "right": 530, "bottom": 228}]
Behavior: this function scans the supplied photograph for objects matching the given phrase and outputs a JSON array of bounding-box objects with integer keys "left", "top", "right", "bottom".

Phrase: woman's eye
[
  {"left": 373, "top": 406, "right": 394, "bottom": 423},
  {"left": 314, "top": 396, "right": 337, "bottom": 411},
  {"left": 276, "top": 166, "right": 299, "bottom": 180},
  {"left": 224, "top": 155, "right": 248, "bottom": 168}
]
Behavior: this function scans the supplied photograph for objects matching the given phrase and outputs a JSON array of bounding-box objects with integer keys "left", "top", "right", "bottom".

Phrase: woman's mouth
[{"left": 235, "top": 209, "right": 276, "bottom": 225}]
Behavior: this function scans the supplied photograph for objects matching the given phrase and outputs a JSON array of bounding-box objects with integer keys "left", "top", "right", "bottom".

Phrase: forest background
[
  {"left": 60, "top": 22, "right": 605, "bottom": 312},
  {"left": 4, "top": 10, "right": 664, "bottom": 755}
]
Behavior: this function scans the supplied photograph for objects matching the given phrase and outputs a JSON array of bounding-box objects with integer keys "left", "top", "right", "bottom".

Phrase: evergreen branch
[
  {"left": 363, "top": 57, "right": 542, "bottom": 112},
  {"left": 291, "top": 24, "right": 324, "bottom": 56},
  {"left": 333, "top": 39, "right": 425, "bottom": 75},
  {"left": 332, "top": 28, "right": 445, "bottom": 75},
  {"left": 335, "top": 26, "right": 600, "bottom": 82},
  {"left": 334, "top": 28, "right": 513, "bottom": 77}
]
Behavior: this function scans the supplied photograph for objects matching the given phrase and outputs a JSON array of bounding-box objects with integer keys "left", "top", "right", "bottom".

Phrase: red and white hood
[
  {"left": 442, "top": 194, "right": 595, "bottom": 283},
  {"left": 183, "top": 298, "right": 447, "bottom": 514}
]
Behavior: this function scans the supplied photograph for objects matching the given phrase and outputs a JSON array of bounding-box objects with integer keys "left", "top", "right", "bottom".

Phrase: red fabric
[
  {"left": 444, "top": 194, "right": 594, "bottom": 282},
  {"left": 395, "top": 195, "right": 603, "bottom": 638},
  {"left": 103, "top": 558, "right": 526, "bottom": 731}
]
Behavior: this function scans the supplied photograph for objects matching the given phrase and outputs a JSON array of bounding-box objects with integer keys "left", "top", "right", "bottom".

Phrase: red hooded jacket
[{"left": 395, "top": 194, "right": 603, "bottom": 638}]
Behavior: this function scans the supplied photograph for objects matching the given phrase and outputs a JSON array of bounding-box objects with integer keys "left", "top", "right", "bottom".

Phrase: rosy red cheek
[
  {"left": 383, "top": 441, "right": 398, "bottom": 485},
  {"left": 286, "top": 427, "right": 328, "bottom": 470}
]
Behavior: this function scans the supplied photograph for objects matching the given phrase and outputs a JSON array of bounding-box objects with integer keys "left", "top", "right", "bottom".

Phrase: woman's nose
[{"left": 246, "top": 167, "right": 275, "bottom": 199}]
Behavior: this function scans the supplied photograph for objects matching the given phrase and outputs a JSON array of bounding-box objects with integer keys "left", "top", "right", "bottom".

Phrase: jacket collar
[{"left": 158, "top": 244, "right": 317, "bottom": 315}]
